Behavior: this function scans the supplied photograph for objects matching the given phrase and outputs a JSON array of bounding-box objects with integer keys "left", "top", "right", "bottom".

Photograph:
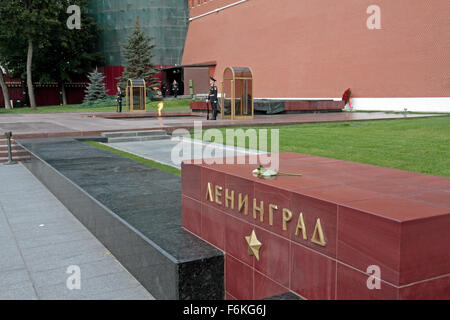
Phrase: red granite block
[
  {"left": 290, "top": 243, "right": 336, "bottom": 300},
  {"left": 274, "top": 175, "right": 338, "bottom": 191},
  {"left": 279, "top": 153, "right": 313, "bottom": 160},
  {"left": 337, "top": 205, "right": 402, "bottom": 285},
  {"left": 201, "top": 167, "right": 226, "bottom": 209},
  {"left": 183, "top": 153, "right": 450, "bottom": 300},
  {"left": 370, "top": 168, "right": 427, "bottom": 180},
  {"left": 181, "top": 196, "right": 201, "bottom": 236},
  {"left": 253, "top": 183, "right": 292, "bottom": 239},
  {"left": 312, "top": 159, "right": 374, "bottom": 173},
  {"left": 253, "top": 226, "right": 291, "bottom": 287},
  {"left": 181, "top": 162, "right": 202, "bottom": 201},
  {"left": 307, "top": 169, "right": 374, "bottom": 185},
  {"left": 254, "top": 270, "right": 288, "bottom": 300},
  {"left": 296, "top": 185, "right": 381, "bottom": 206},
  {"left": 342, "top": 166, "right": 394, "bottom": 181},
  {"left": 338, "top": 197, "right": 448, "bottom": 286},
  {"left": 336, "top": 263, "right": 398, "bottom": 300},
  {"left": 224, "top": 174, "right": 254, "bottom": 222},
  {"left": 344, "top": 196, "right": 449, "bottom": 222},
  {"left": 201, "top": 204, "right": 226, "bottom": 250},
  {"left": 293, "top": 156, "right": 341, "bottom": 165},
  {"left": 290, "top": 194, "right": 338, "bottom": 258},
  {"left": 219, "top": 162, "right": 260, "bottom": 180},
  {"left": 398, "top": 275, "right": 450, "bottom": 300},
  {"left": 392, "top": 174, "right": 450, "bottom": 190},
  {"left": 225, "top": 214, "right": 255, "bottom": 267},
  {"left": 349, "top": 178, "right": 432, "bottom": 197},
  {"left": 225, "top": 292, "right": 237, "bottom": 300},
  {"left": 405, "top": 190, "right": 450, "bottom": 209},
  {"left": 281, "top": 162, "right": 340, "bottom": 175},
  {"left": 399, "top": 215, "right": 450, "bottom": 285},
  {"left": 281, "top": 164, "right": 340, "bottom": 181},
  {"left": 226, "top": 254, "right": 253, "bottom": 300},
  {"left": 284, "top": 101, "right": 313, "bottom": 110}
]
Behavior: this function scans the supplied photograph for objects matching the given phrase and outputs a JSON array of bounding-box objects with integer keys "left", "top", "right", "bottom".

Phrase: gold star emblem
[{"left": 245, "top": 230, "right": 262, "bottom": 261}]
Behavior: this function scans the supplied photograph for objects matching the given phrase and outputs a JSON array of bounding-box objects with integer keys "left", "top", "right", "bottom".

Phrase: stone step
[
  {"left": 0, "top": 155, "right": 31, "bottom": 163},
  {"left": 0, "top": 150, "right": 29, "bottom": 157},
  {"left": 0, "top": 139, "right": 16, "bottom": 145},
  {"left": 108, "top": 135, "right": 172, "bottom": 143},
  {"left": 0, "top": 145, "right": 22, "bottom": 151},
  {"left": 101, "top": 130, "right": 167, "bottom": 138}
]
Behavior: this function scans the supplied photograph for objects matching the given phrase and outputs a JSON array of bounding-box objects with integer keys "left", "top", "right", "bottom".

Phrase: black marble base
[
  {"left": 263, "top": 292, "right": 303, "bottom": 300},
  {"left": 19, "top": 138, "right": 224, "bottom": 300}
]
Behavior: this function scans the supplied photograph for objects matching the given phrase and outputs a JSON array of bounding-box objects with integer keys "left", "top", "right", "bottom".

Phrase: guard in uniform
[
  {"left": 172, "top": 80, "right": 179, "bottom": 98},
  {"left": 208, "top": 77, "right": 218, "bottom": 120},
  {"left": 116, "top": 86, "right": 123, "bottom": 113},
  {"left": 161, "top": 82, "right": 167, "bottom": 98}
]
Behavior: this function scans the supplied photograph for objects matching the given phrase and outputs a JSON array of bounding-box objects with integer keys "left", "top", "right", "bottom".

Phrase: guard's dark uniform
[
  {"left": 117, "top": 89, "right": 123, "bottom": 113},
  {"left": 172, "top": 81, "right": 179, "bottom": 98},
  {"left": 209, "top": 83, "right": 218, "bottom": 120}
]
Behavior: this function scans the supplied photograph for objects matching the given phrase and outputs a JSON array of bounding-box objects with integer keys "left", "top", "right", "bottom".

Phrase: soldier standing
[
  {"left": 161, "top": 82, "right": 167, "bottom": 98},
  {"left": 172, "top": 80, "right": 179, "bottom": 98},
  {"left": 208, "top": 77, "right": 218, "bottom": 120},
  {"left": 116, "top": 86, "right": 123, "bottom": 113}
]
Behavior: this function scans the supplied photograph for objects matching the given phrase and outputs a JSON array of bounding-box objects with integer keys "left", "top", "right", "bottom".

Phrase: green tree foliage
[
  {"left": 0, "top": 0, "right": 63, "bottom": 109},
  {"left": 0, "top": 0, "right": 104, "bottom": 108},
  {"left": 119, "top": 18, "right": 160, "bottom": 90},
  {"left": 83, "top": 67, "right": 108, "bottom": 103},
  {"left": 34, "top": 0, "right": 104, "bottom": 105}
]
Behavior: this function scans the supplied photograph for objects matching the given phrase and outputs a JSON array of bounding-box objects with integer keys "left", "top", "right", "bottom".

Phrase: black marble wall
[{"left": 19, "top": 138, "right": 224, "bottom": 300}]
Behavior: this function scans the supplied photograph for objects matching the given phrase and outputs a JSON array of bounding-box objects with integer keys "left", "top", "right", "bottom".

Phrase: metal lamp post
[{"left": 4, "top": 131, "right": 17, "bottom": 165}]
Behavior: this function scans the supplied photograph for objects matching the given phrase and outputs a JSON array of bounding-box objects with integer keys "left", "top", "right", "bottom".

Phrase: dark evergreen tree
[
  {"left": 118, "top": 18, "right": 159, "bottom": 90},
  {"left": 84, "top": 68, "right": 108, "bottom": 103}
]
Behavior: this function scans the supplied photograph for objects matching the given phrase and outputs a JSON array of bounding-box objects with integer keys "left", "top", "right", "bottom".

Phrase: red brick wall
[
  {"left": 0, "top": 75, "right": 87, "bottom": 107},
  {"left": 101, "top": 65, "right": 172, "bottom": 95},
  {"left": 184, "top": 67, "right": 210, "bottom": 95},
  {"left": 188, "top": 0, "right": 241, "bottom": 17},
  {"left": 182, "top": 0, "right": 450, "bottom": 99}
]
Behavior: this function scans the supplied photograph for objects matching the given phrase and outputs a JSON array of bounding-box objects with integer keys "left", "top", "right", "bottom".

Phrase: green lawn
[
  {"left": 201, "top": 116, "right": 450, "bottom": 177},
  {"left": 85, "top": 141, "right": 181, "bottom": 176},
  {"left": 0, "top": 98, "right": 193, "bottom": 114},
  {"left": 0, "top": 104, "right": 116, "bottom": 114}
]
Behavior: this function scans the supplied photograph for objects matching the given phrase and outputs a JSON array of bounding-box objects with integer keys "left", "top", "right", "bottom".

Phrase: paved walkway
[
  {"left": 0, "top": 112, "right": 442, "bottom": 138},
  {"left": 0, "top": 163, "right": 154, "bottom": 300},
  {"left": 108, "top": 137, "right": 266, "bottom": 169}
]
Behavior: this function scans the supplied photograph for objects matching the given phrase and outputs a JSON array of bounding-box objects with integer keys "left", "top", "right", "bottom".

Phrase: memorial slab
[{"left": 181, "top": 153, "right": 450, "bottom": 300}]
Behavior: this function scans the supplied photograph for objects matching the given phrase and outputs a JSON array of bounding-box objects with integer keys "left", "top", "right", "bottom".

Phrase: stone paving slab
[
  {"left": 107, "top": 137, "right": 266, "bottom": 169},
  {"left": 0, "top": 112, "right": 443, "bottom": 139},
  {"left": 0, "top": 164, "right": 154, "bottom": 300}
]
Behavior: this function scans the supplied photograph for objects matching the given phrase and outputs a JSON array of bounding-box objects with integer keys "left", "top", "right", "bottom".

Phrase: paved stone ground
[
  {"left": 0, "top": 163, "right": 154, "bottom": 300},
  {"left": 0, "top": 112, "right": 441, "bottom": 137},
  {"left": 108, "top": 137, "right": 266, "bottom": 169}
]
